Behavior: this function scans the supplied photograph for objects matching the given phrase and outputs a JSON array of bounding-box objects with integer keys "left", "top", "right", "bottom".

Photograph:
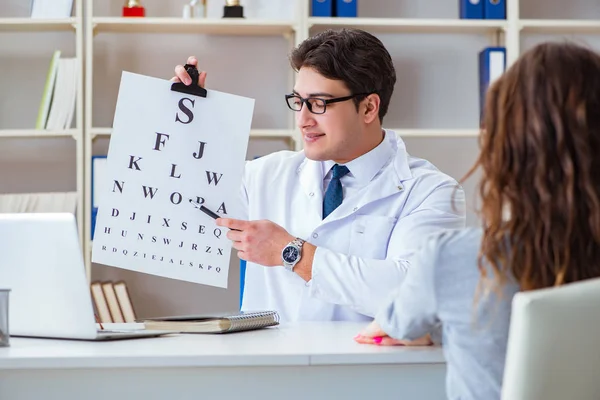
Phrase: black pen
[
  {"left": 188, "top": 199, "right": 220, "bottom": 219},
  {"left": 199, "top": 205, "right": 220, "bottom": 220},
  {"left": 193, "top": 202, "right": 241, "bottom": 231}
]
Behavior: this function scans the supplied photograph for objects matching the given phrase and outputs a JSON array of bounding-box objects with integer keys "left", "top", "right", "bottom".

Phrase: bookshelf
[
  {"left": 0, "top": 0, "right": 84, "bottom": 243},
  {"left": 90, "top": 17, "right": 296, "bottom": 35},
  {"left": 0, "top": 18, "right": 77, "bottom": 32},
  {"left": 519, "top": 20, "right": 600, "bottom": 33},
  {"left": 0, "top": 129, "right": 79, "bottom": 138}
]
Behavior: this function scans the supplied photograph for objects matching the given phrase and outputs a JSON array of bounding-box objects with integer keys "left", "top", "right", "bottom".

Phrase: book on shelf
[
  {"left": 101, "top": 282, "right": 124, "bottom": 323},
  {"left": 141, "top": 310, "right": 280, "bottom": 334},
  {"left": 45, "top": 57, "right": 78, "bottom": 130},
  {"left": 30, "top": 0, "right": 73, "bottom": 18},
  {"left": 113, "top": 281, "right": 137, "bottom": 323},
  {"left": 35, "top": 50, "right": 60, "bottom": 130},
  {"left": 36, "top": 51, "right": 78, "bottom": 131},
  {"left": 90, "top": 281, "right": 112, "bottom": 323}
]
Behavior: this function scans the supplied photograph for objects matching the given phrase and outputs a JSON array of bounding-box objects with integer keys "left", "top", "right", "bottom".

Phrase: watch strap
[{"left": 291, "top": 238, "right": 305, "bottom": 249}]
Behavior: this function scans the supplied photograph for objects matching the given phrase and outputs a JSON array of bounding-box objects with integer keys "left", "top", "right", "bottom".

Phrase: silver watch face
[{"left": 282, "top": 245, "right": 300, "bottom": 264}]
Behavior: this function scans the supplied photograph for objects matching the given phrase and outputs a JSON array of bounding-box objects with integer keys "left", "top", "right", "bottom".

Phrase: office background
[{"left": 1, "top": 0, "right": 598, "bottom": 318}]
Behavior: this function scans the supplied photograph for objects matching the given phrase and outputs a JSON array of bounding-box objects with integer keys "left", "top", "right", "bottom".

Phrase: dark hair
[
  {"left": 290, "top": 28, "right": 396, "bottom": 123},
  {"left": 463, "top": 41, "right": 600, "bottom": 293}
]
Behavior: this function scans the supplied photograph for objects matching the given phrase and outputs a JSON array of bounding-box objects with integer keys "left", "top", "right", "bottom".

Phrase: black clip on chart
[{"left": 171, "top": 64, "right": 207, "bottom": 98}]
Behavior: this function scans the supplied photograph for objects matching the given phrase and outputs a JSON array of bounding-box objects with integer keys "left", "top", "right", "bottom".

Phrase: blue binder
[
  {"left": 240, "top": 259, "right": 247, "bottom": 309},
  {"left": 484, "top": 0, "right": 506, "bottom": 19},
  {"left": 459, "top": 0, "right": 483, "bottom": 19},
  {"left": 335, "top": 0, "right": 357, "bottom": 17},
  {"left": 478, "top": 47, "right": 506, "bottom": 121},
  {"left": 312, "top": 0, "right": 333, "bottom": 17},
  {"left": 91, "top": 208, "right": 98, "bottom": 240},
  {"left": 91, "top": 155, "right": 107, "bottom": 239}
]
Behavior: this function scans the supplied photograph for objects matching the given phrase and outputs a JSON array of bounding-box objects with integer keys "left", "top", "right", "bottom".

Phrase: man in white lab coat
[{"left": 173, "top": 28, "right": 466, "bottom": 322}]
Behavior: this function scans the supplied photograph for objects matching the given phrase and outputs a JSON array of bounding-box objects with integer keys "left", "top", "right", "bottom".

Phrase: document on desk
[{"left": 91, "top": 71, "right": 254, "bottom": 288}]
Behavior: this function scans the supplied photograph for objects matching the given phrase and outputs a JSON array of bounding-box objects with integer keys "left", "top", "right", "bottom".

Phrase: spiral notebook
[{"left": 140, "top": 310, "right": 280, "bottom": 334}]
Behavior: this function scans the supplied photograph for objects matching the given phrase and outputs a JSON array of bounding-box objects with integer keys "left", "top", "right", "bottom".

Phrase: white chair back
[{"left": 502, "top": 277, "right": 600, "bottom": 400}]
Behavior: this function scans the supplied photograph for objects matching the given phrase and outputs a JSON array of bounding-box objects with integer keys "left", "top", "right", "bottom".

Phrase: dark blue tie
[{"left": 323, "top": 164, "right": 350, "bottom": 219}]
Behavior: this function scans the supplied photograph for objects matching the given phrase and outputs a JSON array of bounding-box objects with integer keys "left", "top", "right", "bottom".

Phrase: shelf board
[
  {"left": 394, "top": 129, "right": 480, "bottom": 137},
  {"left": 91, "top": 17, "right": 295, "bottom": 36},
  {"left": 0, "top": 129, "right": 78, "bottom": 138},
  {"left": 0, "top": 18, "right": 77, "bottom": 32},
  {"left": 308, "top": 17, "right": 507, "bottom": 34},
  {"left": 520, "top": 19, "right": 600, "bottom": 33},
  {"left": 91, "top": 127, "right": 478, "bottom": 139},
  {"left": 90, "top": 127, "right": 295, "bottom": 139},
  {"left": 249, "top": 129, "right": 296, "bottom": 138}
]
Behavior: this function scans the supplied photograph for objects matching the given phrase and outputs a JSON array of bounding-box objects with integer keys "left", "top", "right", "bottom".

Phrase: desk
[{"left": 0, "top": 322, "right": 446, "bottom": 400}]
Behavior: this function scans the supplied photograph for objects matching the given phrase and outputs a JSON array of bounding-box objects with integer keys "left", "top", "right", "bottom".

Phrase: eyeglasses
[{"left": 285, "top": 92, "right": 372, "bottom": 115}]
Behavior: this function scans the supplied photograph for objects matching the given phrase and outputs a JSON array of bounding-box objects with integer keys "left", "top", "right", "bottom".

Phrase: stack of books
[{"left": 90, "top": 281, "right": 137, "bottom": 324}]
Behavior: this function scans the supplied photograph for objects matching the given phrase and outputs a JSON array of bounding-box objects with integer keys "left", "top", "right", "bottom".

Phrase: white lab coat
[{"left": 238, "top": 130, "right": 466, "bottom": 322}]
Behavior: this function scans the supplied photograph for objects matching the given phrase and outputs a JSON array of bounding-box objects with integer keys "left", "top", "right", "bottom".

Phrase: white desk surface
[{"left": 0, "top": 321, "right": 445, "bottom": 369}]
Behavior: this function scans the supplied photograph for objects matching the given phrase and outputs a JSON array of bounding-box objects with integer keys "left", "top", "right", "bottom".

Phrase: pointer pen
[
  {"left": 199, "top": 205, "right": 220, "bottom": 220},
  {"left": 197, "top": 204, "right": 241, "bottom": 231}
]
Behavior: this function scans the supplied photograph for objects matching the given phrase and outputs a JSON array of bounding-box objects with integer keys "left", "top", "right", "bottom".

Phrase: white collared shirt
[{"left": 322, "top": 131, "right": 394, "bottom": 200}]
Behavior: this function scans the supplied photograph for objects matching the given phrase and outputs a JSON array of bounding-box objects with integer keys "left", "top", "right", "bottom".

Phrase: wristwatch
[{"left": 281, "top": 238, "right": 305, "bottom": 272}]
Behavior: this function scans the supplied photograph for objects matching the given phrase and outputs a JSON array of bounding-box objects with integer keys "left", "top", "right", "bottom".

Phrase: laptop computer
[{"left": 0, "top": 212, "right": 171, "bottom": 341}]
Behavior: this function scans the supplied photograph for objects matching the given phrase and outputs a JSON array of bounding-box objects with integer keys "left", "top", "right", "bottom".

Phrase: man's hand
[
  {"left": 170, "top": 56, "right": 207, "bottom": 87},
  {"left": 354, "top": 321, "right": 433, "bottom": 346},
  {"left": 216, "top": 218, "right": 295, "bottom": 267}
]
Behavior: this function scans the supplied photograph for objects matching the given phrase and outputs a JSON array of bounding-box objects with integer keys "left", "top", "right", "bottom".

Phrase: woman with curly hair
[{"left": 355, "top": 41, "right": 600, "bottom": 400}]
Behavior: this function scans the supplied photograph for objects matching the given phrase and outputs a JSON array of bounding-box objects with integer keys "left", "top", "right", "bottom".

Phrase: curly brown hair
[{"left": 464, "top": 41, "right": 600, "bottom": 293}]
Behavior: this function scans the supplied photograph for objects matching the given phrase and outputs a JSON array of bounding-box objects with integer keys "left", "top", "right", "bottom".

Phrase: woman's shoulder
[{"left": 418, "top": 227, "right": 483, "bottom": 269}]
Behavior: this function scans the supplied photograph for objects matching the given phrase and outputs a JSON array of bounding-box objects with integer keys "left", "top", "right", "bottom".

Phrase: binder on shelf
[
  {"left": 311, "top": 0, "right": 333, "bottom": 17},
  {"left": 91, "top": 155, "right": 108, "bottom": 239},
  {"left": 459, "top": 0, "right": 483, "bottom": 19},
  {"left": 478, "top": 46, "right": 506, "bottom": 121},
  {"left": 335, "top": 0, "right": 357, "bottom": 17},
  {"left": 484, "top": 0, "right": 506, "bottom": 19}
]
